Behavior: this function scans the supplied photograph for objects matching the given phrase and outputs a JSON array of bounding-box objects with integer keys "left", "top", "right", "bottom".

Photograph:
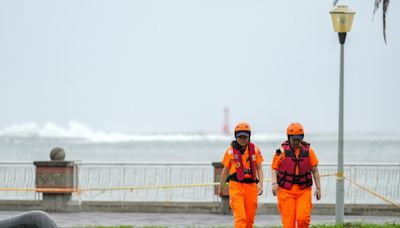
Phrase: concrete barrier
[{"left": 33, "top": 148, "right": 77, "bottom": 212}]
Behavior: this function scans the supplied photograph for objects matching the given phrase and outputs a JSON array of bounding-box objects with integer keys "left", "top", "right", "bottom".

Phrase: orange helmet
[
  {"left": 235, "top": 122, "right": 251, "bottom": 132},
  {"left": 234, "top": 122, "right": 251, "bottom": 137},
  {"left": 287, "top": 122, "right": 304, "bottom": 135}
]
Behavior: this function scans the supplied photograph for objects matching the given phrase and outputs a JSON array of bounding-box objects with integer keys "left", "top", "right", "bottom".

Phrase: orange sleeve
[
  {"left": 271, "top": 148, "right": 283, "bottom": 170},
  {"left": 222, "top": 147, "right": 232, "bottom": 168},
  {"left": 255, "top": 146, "right": 264, "bottom": 165},
  {"left": 309, "top": 147, "right": 319, "bottom": 167}
]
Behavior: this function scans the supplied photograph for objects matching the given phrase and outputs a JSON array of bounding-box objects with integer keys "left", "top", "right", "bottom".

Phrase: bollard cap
[{"left": 50, "top": 147, "right": 66, "bottom": 161}]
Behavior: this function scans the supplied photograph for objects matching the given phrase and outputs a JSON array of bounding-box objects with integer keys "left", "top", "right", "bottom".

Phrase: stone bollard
[
  {"left": 212, "top": 162, "right": 230, "bottom": 214},
  {"left": 34, "top": 147, "right": 77, "bottom": 212}
]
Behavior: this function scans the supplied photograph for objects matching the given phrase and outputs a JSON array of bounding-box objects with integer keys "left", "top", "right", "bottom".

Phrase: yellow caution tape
[
  {"left": 0, "top": 188, "right": 37, "bottom": 192},
  {"left": 0, "top": 177, "right": 297, "bottom": 194},
  {"left": 321, "top": 173, "right": 337, "bottom": 177},
  {"left": 0, "top": 188, "right": 75, "bottom": 193},
  {"left": 343, "top": 175, "right": 400, "bottom": 208},
  {"left": 336, "top": 171, "right": 345, "bottom": 180}
]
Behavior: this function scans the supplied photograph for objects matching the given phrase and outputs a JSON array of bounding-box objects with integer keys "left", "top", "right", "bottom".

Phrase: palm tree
[{"left": 334, "top": 0, "right": 390, "bottom": 43}]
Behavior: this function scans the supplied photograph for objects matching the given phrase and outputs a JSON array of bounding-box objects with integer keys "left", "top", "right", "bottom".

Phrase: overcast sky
[{"left": 0, "top": 0, "right": 399, "bottom": 134}]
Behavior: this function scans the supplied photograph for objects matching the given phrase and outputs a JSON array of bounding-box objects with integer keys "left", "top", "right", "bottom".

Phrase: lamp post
[{"left": 330, "top": 5, "right": 355, "bottom": 224}]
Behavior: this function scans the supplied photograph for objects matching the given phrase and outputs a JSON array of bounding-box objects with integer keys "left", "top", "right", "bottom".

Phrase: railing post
[
  {"left": 166, "top": 164, "right": 172, "bottom": 202},
  {"left": 212, "top": 162, "right": 230, "bottom": 214}
]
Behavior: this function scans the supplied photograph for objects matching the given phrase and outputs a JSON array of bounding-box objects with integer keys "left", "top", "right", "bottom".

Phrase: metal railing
[
  {"left": 0, "top": 162, "right": 398, "bottom": 205},
  {"left": 75, "top": 162, "right": 214, "bottom": 202},
  {"left": 0, "top": 162, "right": 41, "bottom": 200}
]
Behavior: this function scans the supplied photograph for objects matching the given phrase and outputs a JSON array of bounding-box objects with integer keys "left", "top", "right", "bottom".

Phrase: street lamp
[{"left": 330, "top": 5, "right": 355, "bottom": 225}]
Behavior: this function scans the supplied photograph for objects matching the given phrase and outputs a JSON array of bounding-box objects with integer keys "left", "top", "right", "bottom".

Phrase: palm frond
[
  {"left": 333, "top": 0, "right": 339, "bottom": 6},
  {"left": 382, "top": 0, "right": 390, "bottom": 43},
  {"left": 374, "top": 0, "right": 382, "bottom": 15}
]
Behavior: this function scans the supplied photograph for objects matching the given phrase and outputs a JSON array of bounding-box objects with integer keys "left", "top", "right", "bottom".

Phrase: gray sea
[{"left": 1, "top": 133, "right": 399, "bottom": 164}]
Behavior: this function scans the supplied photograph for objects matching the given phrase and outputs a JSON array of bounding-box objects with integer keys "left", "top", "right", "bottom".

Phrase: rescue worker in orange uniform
[
  {"left": 271, "top": 122, "right": 321, "bottom": 228},
  {"left": 218, "top": 122, "right": 264, "bottom": 228}
]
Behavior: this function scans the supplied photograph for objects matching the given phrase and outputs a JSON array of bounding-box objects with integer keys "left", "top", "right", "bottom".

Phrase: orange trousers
[
  {"left": 229, "top": 181, "right": 258, "bottom": 228},
  {"left": 277, "top": 185, "right": 312, "bottom": 228}
]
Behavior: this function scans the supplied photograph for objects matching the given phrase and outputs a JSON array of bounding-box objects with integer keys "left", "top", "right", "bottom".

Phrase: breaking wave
[
  {"left": 0, "top": 122, "right": 282, "bottom": 143},
  {"left": 0, "top": 122, "right": 398, "bottom": 143}
]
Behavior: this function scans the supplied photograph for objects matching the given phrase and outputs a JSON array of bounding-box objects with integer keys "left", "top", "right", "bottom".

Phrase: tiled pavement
[{"left": 0, "top": 211, "right": 399, "bottom": 227}]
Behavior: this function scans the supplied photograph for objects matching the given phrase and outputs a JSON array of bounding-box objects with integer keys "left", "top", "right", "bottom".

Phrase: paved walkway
[{"left": 0, "top": 212, "right": 399, "bottom": 227}]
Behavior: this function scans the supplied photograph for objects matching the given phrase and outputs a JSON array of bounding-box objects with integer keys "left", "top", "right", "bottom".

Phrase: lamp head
[{"left": 330, "top": 5, "right": 356, "bottom": 33}]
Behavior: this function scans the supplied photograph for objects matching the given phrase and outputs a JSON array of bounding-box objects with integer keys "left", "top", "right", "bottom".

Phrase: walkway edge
[{"left": 0, "top": 201, "right": 398, "bottom": 216}]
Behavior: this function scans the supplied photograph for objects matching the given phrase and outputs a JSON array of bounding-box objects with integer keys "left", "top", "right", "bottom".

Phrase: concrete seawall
[{"left": 0, "top": 201, "right": 398, "bottom": 216}]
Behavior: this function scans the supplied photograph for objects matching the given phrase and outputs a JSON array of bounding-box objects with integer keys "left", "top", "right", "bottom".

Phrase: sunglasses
[
  {"left": 289, "top": 135, "right": 304, "bottom": 140},
  {"left": 237, "top": 135, "right": 249, "bottom": 139}
]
